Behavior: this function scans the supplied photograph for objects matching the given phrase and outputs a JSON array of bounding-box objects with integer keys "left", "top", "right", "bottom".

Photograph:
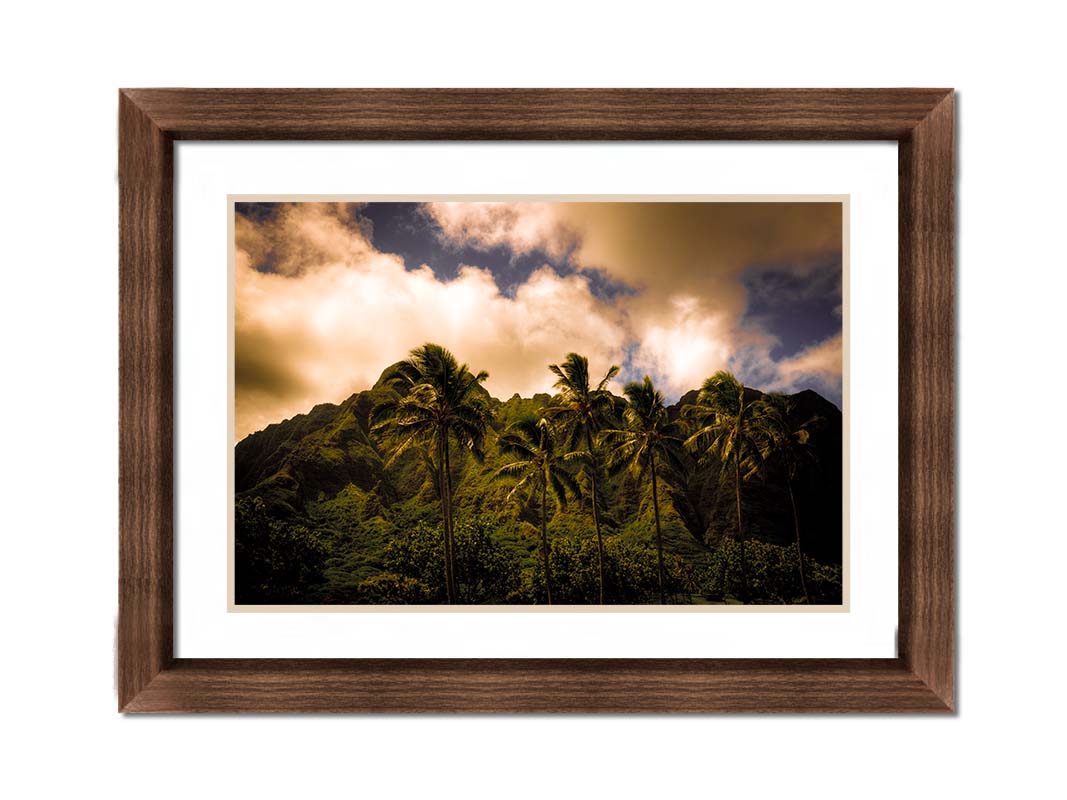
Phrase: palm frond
[
  {"left": 497, "top": 433, "right": 538, "bottom": 459},
  {"left": 561, "top": 449, "right": 593, "bottom": 466},
  {"left": 505, "top": 474, "right": 534, "bottom": 504},
  {"left": 492, "top": 460, "right": 533, "bottom": 480},
  {"left": 383, "top": 426, "right": 431, "bottom": 467},
  {"left": 595, "top": 364, "right": 621, "bottom": 392},
  {"left": 550, "top": 468, "right": 581, "bottom": 506}
]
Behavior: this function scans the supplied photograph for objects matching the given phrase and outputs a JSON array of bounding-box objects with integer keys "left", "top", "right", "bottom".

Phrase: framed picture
[{"left": 119, "top": 88, "right": 954, "bottom": 712}]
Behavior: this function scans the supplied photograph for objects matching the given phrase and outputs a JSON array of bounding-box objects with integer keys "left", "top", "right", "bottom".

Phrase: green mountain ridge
[{"left": 235, "top": 365, "right": 843, "bottom": 605}]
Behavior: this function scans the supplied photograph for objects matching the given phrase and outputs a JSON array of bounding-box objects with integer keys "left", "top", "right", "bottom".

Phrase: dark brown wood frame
[{"left": 119, "top": 89, "right": 954, "bottom": 713}]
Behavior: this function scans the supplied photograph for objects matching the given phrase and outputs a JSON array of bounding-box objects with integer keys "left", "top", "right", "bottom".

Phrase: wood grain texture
[
  {"left": 124, "top": 658, "right": 946, "bottom": 713},
  {"left": 117, "top": 88, "right": 955, "bottom": 713},
  {"left": 122, "top": 88, "right": 950, "bottom": 141},
  {"left": 898, "top": 92, "right": 955, "bottom": 709},
  {"left": 118, "top": 93, "right": 174, "bottom": 709}
]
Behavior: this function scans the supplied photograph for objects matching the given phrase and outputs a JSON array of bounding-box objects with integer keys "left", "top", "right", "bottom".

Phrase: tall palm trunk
[
  {"left": 735, "top": 394, "right": 749, "bottom": 602},
  {"left": 786, "top": 476, "right": 810, "bottom": 604},
  {"left": 649, "top": 451, "right": 667, "bottom": 604},
  {"left": 734, "top": 455, "right": 747, "bottom": 602},
  {"left": 439, "top": 433, "right": 458, "bottom": 604},
  {"left": 540, "top": 479, "right": 553, "bottom": 604},
  {"left": 584, "top": 430, "right": 606, "bottom": 604}
]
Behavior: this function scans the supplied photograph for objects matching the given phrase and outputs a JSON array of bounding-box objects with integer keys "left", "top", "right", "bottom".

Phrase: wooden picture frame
[{"left": 119, "top": 88, "right": 954, "bottom": 713}]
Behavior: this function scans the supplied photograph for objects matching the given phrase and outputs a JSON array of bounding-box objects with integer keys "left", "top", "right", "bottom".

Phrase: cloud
[
  {"left": 234, "top": 204, "right": 627, "bottom": 440},
  {"left": 626, "top": 296, "right": 734, "bottom": 396},
  {"left": 424, "top": 201, "right": 841, "bottom": 397},
  {"left": 235, "top": 202, "right": 376, "bottom": 277},
  {"left": 425, "top": 201, "right": 839, "bottom": 291},
  {"left": 770, "top": 333, "right": 844, "bottom": 398},
  {"left": 423, "top": 202, "right": 574, "bottom": 259},
  {"left": 236, "top": 201, "right": 844, "bottom": 439}
]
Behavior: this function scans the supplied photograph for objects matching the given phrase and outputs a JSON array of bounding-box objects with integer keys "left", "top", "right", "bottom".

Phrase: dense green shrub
[
  {"left": 234, "top": 497, "right": 331, "bottom": 604},
  {"left": 700, "top": 537, "right": 842, "bottom": 604},
  {"left": 352, "top": 572, "right": 432, "bottom": 604},
  {"left": 354, "top": 517, "right": 527, "bottom": 604},
  {"left": 525, "top": 535, "right": 692, "bottom": 604}
]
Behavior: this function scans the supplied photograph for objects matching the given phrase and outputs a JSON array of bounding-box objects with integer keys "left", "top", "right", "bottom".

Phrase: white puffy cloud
[
  {"left": 423, "top": 201, "right": 574, "bottom": 258},
  {"left": 770, "top": 333, "right": 844, "bottom": 397},
  {"left": 235, "top": 202, "right": 373, "bottom": 277},
  {"left": 625, "top": 295, "right": 734, "bottom": 396},
  {"left": 235, "top": 204, "right": 627, "bottom": 439}
]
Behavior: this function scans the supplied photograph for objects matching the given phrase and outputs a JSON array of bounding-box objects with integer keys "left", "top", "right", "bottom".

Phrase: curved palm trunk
[
  {"left": 734, "top": 455, "right": 747, "bottom": 602},
  {"left": 649, "top": 451, "right": 667, "bottom": 605},
  {"left": 540, "top": 479, "right": 553, "bottom": 605},
  {"left": 584, "top": 430, "right": 606, "bottom": 605},
  {"left": 440, "top": 434, "right": 458, "bottom": 604},
  {"left": 786, "top": 476, "right": 811, "bottom": 604}
]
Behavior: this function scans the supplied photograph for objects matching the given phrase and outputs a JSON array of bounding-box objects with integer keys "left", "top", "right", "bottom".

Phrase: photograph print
[{"left": 233, "top": 198, "right": 845, "bottom": 607}]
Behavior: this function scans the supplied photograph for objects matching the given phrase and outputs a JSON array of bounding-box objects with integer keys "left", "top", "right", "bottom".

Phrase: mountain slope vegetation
[{"left": 235, "top": 348, "right": 843, "bottom": 605}]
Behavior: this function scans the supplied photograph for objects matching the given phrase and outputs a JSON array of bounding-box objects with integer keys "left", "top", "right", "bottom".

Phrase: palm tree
[
  {"left": 493, "top": 416, "right": 583, "bottom": 604},
  {"left": 601, "top": 376, "right": 687, "bottom": 604},
  {"left": 684, "top": 371, "right": 764, "bottom": 601},
  {"left": 547, "top": 353, "right": 620, "bottom": 604},
  {"left": 756, "top": 394, "right": 820, "bottom": 604},
  {"left": 372, "top": 343, "right": 492, "bottom": 604}
]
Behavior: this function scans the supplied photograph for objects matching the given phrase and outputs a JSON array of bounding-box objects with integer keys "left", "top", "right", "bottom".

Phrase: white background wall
[{"left": 1, "top": 1, "right": 1064, "bottom": 797}]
